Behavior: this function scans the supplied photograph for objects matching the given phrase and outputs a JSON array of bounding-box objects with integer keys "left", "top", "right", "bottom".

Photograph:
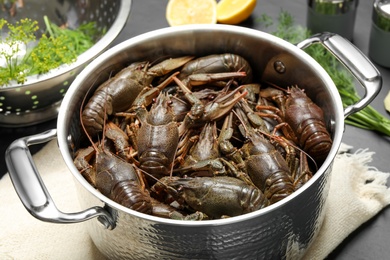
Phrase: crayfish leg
[
  {"left": 150, "top": 197, "right": 207, "bottom": 220},
  {"left": 293, "top": 151, "right": 313, "bottom": 190}
]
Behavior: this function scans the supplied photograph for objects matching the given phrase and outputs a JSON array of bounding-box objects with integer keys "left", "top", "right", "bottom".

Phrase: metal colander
[{"left": 0, "top": 0, "right": 131, "bottom": 127}]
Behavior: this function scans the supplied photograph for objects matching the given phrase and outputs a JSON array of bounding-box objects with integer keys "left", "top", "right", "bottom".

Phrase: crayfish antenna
[
  {"left": 263, "top": 81, "right": 288, "bottom": 93},
  {"left": 80, "top": 80, "right": 100, "bottom": 153},
  {"left": 100, "top": 91, "right": 110, "bottom": 152},
  {"left": 170, "top": 144, "right": 179, "bottom": 179},
  {"left": 134, "top": 164, "right": 173, "bottom": 190}
]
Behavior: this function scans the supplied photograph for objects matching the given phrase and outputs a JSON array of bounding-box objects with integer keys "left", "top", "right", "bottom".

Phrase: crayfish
[{"left": 73, "top": 53, "right": 332, "bottom": 220}]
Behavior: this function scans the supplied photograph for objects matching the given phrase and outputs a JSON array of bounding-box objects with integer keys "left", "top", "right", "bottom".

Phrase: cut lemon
[
  {"left": 385, "top": 90, "right": 390, "bottom": 113},
  {"left": 217, "top": 0, "right": 257, "bottom": 25},
  {"left": 166, "top": 0, "right": 217, "bottom": 26}
]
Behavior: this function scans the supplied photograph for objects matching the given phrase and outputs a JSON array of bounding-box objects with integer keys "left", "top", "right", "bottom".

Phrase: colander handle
[
  {"left": 5, "top": 129, "right": 115, "bottom": 229},
  {"left": 296, "top": 32, "right": 382, "bottom": 118}
]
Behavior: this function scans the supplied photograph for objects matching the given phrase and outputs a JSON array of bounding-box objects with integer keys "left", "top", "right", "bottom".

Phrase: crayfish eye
[
  {"left": 207, "top": 94, "right": 216, "bottom": 100},
  {"left": 136, "top": 64, "right": 146, "bottom": 70}
]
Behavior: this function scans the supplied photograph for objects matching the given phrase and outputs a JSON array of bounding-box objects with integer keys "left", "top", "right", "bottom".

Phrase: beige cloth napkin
[{"left": 0, "top": 141, "right": 389, "bottom": 260}]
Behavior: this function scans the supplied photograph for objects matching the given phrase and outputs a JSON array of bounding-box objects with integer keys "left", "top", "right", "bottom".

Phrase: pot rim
[{"left": 57, "top": 24, "right": 344, "bottom": 226}]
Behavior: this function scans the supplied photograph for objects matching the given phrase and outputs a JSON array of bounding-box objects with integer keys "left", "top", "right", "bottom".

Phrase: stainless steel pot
[{"left": 5, "top": 25, "right": 381, "bottom": 259}]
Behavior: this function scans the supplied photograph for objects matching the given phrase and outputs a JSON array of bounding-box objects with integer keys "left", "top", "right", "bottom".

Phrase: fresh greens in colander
[{"left": 0, "top": 16, "right": 97, "bottom": 86}]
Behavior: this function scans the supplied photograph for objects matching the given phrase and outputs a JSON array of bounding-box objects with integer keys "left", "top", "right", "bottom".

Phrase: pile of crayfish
[{"left": 74, "top": 53, "right": 333, "bottom": 220}]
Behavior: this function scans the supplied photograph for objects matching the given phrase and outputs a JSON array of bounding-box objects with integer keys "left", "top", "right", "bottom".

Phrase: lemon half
[
  {"left": 166, "top": 0, "right": 217, "bottom": 26},
  {"left": 217, "top": 0, "right": 257, "bottom": 25}
]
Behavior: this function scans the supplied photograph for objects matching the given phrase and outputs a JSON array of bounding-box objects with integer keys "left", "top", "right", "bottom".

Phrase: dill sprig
[
  {"left": 0, "top": 18, "right": 39, "bottom": 85},
  {"left": 257, "top": 11, "right": 390, "bottom": 137}
]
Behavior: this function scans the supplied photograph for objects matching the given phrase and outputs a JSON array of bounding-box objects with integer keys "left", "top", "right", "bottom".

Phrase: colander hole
[
  {"left": 31, "top": 95, "right": 37, "bottom": 100},
  {"left": 63, "top": 81, "right": 69, "bottom": 86},
  {"left": 25, "top": 90, "right": 31, "bottom": 95},
  {"left": 0, "top": 96, "right": 4, "bottom": 100}
]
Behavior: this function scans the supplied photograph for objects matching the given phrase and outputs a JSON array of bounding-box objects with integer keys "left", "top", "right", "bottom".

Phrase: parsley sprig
[{"left": 258, "top": 11, "right": 390, "bottom": 137}]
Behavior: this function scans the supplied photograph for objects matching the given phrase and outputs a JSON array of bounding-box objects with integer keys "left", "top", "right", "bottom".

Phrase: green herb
[
  {"left": 0, "top": 18, "right": 39, "bottom": 85},
  {"left": 257, "top": 11, "right": 390, "bottom": 137},
  {"left": 0, "top": 16, "right": 97, "bottom": 86},
  {"left": 43, "top": 16, "right": 98, "bottom": 54},
  {"left": 313, "top": 2, "right": 339, "bottom": 15},
  {"left": 376, "top": 15, "right": 390, "bottom": 32}
]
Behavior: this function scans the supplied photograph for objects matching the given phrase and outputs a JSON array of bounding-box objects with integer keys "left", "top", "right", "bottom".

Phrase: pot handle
[
  {"left": 5, "top": 129, "right": 115, "bottom": 229},
  {"left": 296, "top": 32, "right": 382, "bottom": 118}
]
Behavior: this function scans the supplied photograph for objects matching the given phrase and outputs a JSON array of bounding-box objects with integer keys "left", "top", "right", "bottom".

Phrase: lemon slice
[
  {"left": 385, "top": 90, "right": 390, "bottom": 113},
  {"left": 166, "top": 0, "right": 217, "bottom": 26},
  {"left": 217, "top": 0, "right": 257, "bottom": 25}
]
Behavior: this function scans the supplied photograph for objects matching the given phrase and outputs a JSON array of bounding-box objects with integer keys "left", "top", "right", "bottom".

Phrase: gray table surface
[{"left": 1, "top": 0, "right": 389, "bottom": 259}]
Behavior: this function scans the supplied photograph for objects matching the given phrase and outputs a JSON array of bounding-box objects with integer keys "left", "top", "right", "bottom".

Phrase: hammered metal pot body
[
  {"left": 73, "top": 170, "right": 330, "bottom": 259},
  {"left": 57, "top": 25, "right": 344, "bottom": 259}
]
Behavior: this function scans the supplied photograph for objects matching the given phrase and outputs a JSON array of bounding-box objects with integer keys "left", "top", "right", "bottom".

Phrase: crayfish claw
[{"left": 149, "top": 56, "right": 194, "bottom": 76}]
